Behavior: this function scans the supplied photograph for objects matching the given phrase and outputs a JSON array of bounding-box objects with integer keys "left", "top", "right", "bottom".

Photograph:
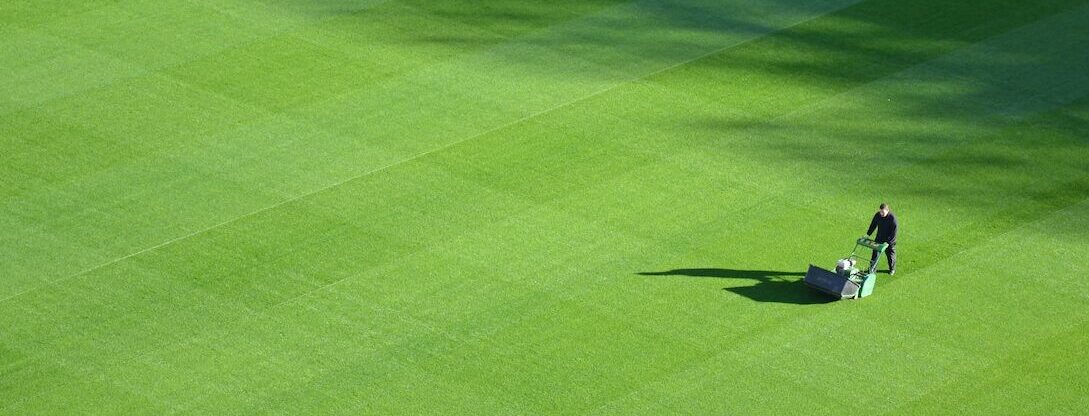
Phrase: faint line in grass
[{"left": 0, "top": 7, "right": 859, "bottom": 306}]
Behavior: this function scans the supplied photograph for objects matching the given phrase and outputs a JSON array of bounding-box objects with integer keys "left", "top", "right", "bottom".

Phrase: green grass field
[{"left": 3, "top": 0, "right": 1089, "bottom": 413}]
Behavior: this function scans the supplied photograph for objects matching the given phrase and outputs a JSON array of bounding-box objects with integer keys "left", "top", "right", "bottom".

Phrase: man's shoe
[{"left": 889, "top": 269, "right": 896, "bottom": 276}]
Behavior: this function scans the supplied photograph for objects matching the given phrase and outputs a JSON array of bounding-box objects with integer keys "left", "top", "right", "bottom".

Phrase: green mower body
[{"left": 804, "top": 237, "right": 887, "bottom": 300}]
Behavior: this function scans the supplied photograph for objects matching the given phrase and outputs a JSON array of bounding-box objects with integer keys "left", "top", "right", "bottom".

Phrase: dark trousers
[{"left": 870, "top": 243, "right": 896, "bottom": 272}]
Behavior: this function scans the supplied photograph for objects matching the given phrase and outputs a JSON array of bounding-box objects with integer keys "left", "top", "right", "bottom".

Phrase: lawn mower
[{"left": 804, "top": 237, "right": 889, "bottom": 300}]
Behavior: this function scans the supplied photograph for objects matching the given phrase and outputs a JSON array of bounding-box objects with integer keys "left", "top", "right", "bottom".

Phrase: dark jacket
[{"left": 868, "top": 212, "right": 898, "bottom": 244}]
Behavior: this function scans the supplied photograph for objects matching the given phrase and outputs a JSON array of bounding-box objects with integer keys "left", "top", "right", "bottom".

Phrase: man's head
[{"left": 879, "top": 203, "right": 890, "bottom": 217}]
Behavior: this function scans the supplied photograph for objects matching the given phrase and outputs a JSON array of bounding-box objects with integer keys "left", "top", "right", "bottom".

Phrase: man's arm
[
  {"left": 867, "top": 213, "right": 878, "bottom": 236},
  {"left": 888, "top": 214, "right": 898, "bottom": 240}
]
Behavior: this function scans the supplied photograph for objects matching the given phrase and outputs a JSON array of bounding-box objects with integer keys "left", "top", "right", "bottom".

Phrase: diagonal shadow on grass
[{"left": 637, "top": 268, "right": 833, "bottom": 305}]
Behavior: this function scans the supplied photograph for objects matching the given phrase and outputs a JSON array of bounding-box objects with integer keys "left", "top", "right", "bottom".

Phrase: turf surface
[{"left": 3, "top": 0, "right": 1089, "bottom": 413}]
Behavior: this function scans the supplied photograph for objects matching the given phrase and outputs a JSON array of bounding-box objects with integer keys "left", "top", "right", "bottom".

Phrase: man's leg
[
  {"left": 869, "top": 249, "right": 880, "bottom": 274},
  {"left": 886, "top": 244, "right": 896, "bottom": 273}
]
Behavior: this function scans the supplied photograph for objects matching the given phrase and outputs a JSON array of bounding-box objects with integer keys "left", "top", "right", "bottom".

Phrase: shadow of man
[{"left": 637, "top": 268, "right": 832, "bottom": 305}]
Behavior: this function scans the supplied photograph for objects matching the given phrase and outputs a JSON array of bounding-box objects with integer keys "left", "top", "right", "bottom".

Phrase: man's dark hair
[{"left": 879, "top": 203, "right": 889, "bottom": 210}]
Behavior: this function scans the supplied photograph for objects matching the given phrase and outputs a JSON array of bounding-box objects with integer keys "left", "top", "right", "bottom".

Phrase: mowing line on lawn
[
  {"left": 0, "top": 5, "right": 858, "bottom": 308},
  {"left": 12, "top": 129, "right": 788, "bottom": 396}
]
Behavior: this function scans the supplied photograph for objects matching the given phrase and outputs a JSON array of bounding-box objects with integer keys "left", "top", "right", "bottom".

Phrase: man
[{"left": 866, "top": 203, "right": 898, "bottom": 275}]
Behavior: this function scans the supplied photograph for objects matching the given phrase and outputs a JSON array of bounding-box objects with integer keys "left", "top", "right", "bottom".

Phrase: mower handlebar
[{"left": 856, "top": 237, "right": 888, "bottom": 253}]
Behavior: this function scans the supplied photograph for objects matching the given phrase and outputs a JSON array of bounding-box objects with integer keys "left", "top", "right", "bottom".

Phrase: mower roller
[{"left": 804, "top": 237, "right": 889, "bottom": 300}]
